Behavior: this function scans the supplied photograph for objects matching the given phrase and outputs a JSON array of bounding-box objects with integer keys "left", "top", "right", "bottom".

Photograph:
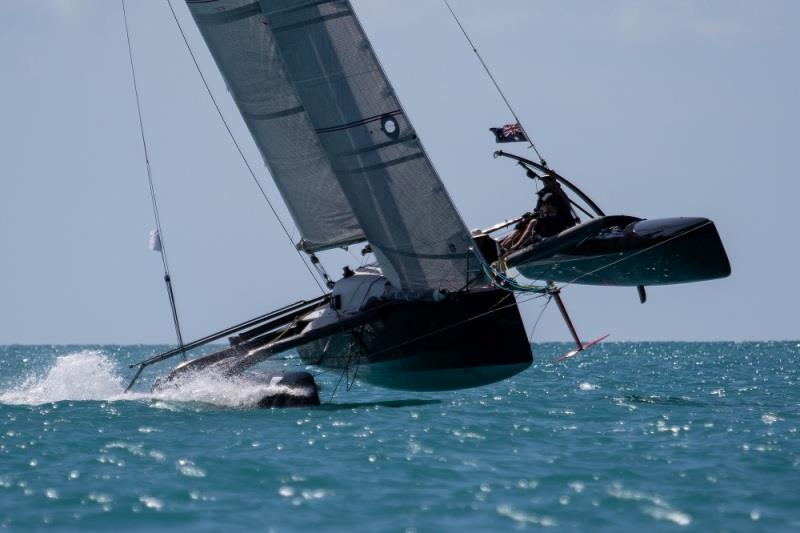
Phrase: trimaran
[{"left": 123, "top": 0, "right": 731, "bottom": 407}]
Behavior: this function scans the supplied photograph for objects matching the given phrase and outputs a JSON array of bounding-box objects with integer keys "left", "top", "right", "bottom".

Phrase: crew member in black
[{"left": 501, "top": 172, "right": 576, "bottom": 253}]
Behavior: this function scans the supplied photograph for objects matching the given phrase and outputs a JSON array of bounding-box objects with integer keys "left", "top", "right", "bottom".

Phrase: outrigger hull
[{"left": 507, "top": 216, "right": 731, "bottom": 286}]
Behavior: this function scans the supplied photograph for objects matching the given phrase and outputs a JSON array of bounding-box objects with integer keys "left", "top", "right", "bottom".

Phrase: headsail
[{"left": 186, "top": 0, "right": 477, "bottom": 291}]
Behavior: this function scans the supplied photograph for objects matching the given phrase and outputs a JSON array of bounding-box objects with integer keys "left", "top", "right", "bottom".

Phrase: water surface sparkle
[{"left": 1, "top": 342, "right": 797, "bottom": 530}]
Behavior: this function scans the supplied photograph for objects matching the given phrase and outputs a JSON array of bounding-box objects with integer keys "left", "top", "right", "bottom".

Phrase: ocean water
[{"left": 0, "top": 342, "right": 798, "bottom": 531}]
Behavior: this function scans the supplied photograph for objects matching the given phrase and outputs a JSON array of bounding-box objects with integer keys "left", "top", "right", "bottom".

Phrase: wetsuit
[{"left": 533, "top": 185, "right": 575, "bottom": 237}]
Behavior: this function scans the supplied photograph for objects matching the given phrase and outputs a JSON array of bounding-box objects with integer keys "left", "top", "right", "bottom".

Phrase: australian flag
[{"left": 490, "top": 122, "right": 528, "bottom": 143}]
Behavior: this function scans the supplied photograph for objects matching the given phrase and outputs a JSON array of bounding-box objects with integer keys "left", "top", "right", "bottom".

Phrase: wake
[
  {"left": 0, "top": 350, "right": 303, "bottom": 409},
  {"left": 0, "top": 350, "right": 123, "bottom": 405}
]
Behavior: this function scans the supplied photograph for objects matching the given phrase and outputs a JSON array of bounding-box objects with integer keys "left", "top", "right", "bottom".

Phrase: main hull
[
  {"left": 154, "top": 284, "right": 532, "bottom": 396},
  {"left": 297, "top": 288, "right": 533, "bottom": 391}
]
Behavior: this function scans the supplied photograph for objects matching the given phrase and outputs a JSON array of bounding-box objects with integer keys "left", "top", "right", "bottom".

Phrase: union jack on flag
[{"left": 490, "top": 122, "right": 528, "bottom": 143}]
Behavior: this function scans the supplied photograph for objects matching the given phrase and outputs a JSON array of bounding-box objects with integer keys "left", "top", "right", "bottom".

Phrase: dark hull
[
  {"left": 509, "top": 217, "right": 731, "bottom": 286},
  {"left": 153, "top": 368, "right": 320, "bottom": 408},
  {"left": 297, "top": 288, "right": 532, "bottom": 391}
]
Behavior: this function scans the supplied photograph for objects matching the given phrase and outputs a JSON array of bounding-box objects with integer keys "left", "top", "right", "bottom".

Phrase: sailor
[{"left": 501, "top": 173, "right": 576, "bottom": 252}]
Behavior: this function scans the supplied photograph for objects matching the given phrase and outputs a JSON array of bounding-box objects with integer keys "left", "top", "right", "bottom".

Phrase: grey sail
[
  {"left": 186, "top": 0, "right": 365, "bottom": 251},
  {"left": 186, "top": 0, "right": 478, "bottom": 291}
]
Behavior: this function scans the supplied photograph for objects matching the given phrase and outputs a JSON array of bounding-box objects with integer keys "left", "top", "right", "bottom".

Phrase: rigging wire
[
  {"left": 261, "top": 229, "right": 717, "bottom": 376},
  {"left": 474, "top": 224, "right": 716, "bottom": 346},
  {"left": 121, "top": 0, "right": 186, "bottom": 358},
  {"left": 256, "top": 291, "right": 548, "bottom": 371},
  {"left": 527, "top": 295, "right": 552, "bottom": 344},
  {"left": 442, "top": 0, "right": 547, "bottom": 166},
  {"left": 164, "top": 0, "right": 326, "bottom": 294}
]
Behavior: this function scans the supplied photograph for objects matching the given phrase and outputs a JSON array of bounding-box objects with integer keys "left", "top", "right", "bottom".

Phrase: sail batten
[
  {"left": 242, "top": 105, "right": 304, "bottom": 120},
  {"left": 315, "top": 110, "right": 402, "bottom": 134},
  {"left": 336, "top": 153, "right": 426, "bottom": 176},
  {"left": 193, "top": 3, "right": 261, "bottom": 25},
  {"left": 271, "top": 10, "right": 353, "bottom": 33},
  {"left": 186, "top": 0, "right": 478, "bottom": 290}
]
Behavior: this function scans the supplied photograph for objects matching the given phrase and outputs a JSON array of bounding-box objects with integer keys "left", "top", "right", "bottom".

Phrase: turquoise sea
[{"left": 1, "top": 342, "right": 798, "bottom": 531}]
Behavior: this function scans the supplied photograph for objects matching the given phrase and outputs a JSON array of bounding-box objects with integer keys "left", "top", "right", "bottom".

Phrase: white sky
[{"left": 0, "top": 0, "right": 797, "bottom": 343}]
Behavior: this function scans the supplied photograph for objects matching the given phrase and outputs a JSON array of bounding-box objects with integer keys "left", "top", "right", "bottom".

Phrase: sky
[{"left": 0, "top": 0, "right": 797, "bottom": 344}]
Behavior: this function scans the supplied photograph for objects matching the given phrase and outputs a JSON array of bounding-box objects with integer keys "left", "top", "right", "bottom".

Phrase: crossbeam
[{"left": 125, "top": 294, "right": 329, "bottom": 391}]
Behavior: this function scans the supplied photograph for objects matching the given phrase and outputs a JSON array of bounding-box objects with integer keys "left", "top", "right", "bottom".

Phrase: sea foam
[
  {"left": 0, "top": 350, "right": 123, "bottom": 405},
  {"left": 0, "top": 349, "right": 307, "bottom": 409}
]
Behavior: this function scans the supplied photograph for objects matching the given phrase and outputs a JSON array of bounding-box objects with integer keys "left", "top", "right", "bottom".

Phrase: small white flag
[{"left": 148, "top": 229, "right": 162, "bottom": 252}]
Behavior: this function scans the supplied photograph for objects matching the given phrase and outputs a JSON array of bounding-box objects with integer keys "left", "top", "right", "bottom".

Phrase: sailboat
[{"left": 126, "top": 0, "right": 730, "bottom": 405}]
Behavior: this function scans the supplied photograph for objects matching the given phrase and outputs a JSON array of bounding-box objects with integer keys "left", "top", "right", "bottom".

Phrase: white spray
[{"left": 0, "top": 350, "right": 308, "bottom": 409}]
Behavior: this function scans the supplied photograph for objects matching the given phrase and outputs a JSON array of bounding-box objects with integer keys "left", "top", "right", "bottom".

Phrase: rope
[
  {"left": 121, "top": 0, "right": 186, "bottom": 357},
  {"left": 483, "top": 263, "right": 549, "bottom": 294},
  {"left": 527, "top": 295, "right": 552, "bottom": 344},
  {"left": 237, "top": 290, "right": 546, "bottom": 375},
  {"left": 468, "top": 248, "right": 548, "bottom": 294},
  {"left": 328, "top": 341, "right": 356, "bottom": 401},
  {"left": 338, "top": 292, "right": 547, "bottom": 363},
  {"left": 442, "top": 0, "right": 547, "bottom": 166},
  {"left": 164, "top": 0, "right": 325, "bottom": 294}
]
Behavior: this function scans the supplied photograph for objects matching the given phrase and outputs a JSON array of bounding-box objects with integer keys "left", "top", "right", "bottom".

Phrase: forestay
[{"left": 186, "top": 0, "right": 478, "bottom": 292}]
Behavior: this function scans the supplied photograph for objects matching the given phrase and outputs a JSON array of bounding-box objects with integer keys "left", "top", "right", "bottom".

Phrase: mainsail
[{"left": 186, "top": 0, "right": 478, "bottom": 292}]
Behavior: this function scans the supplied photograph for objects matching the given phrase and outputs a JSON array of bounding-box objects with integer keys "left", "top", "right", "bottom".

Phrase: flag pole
[{"left": 442, "top": 0, "right": 547, "bottom": 166}]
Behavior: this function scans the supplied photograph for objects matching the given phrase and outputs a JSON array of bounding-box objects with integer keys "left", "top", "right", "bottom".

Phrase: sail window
[{"left": 381, "top": 115, "right": 399, "bottom": 139}]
